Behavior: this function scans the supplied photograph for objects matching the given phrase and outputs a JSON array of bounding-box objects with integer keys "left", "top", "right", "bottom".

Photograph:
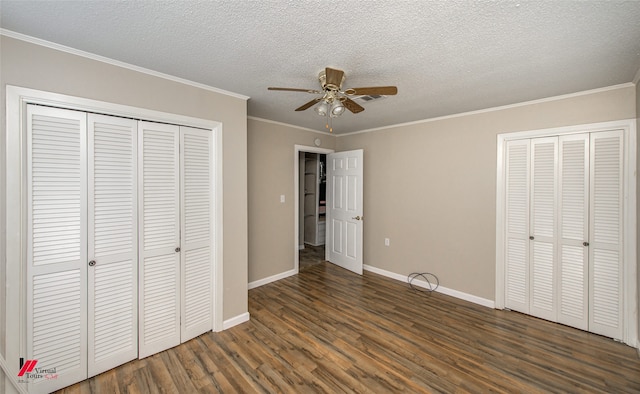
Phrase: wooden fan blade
[
  {"left": 325, "top": 67, "right": 345, "bottom": 88},
  {"left": 348, "top": 86, "right": 398, "bottom": 96},
  {"left": 295, "top": 98, "right": 322, "bottom": 111},
  {"left": 268, "top": 87, "right": 322, "bottom": 94},
  {"left": 342, "top": 97, "right": 365, "bottom": 114}
]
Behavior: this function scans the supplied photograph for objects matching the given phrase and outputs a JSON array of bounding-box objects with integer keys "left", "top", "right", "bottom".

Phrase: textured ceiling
[{"left": 2, "top": 1, "right": 640, "bottom": 134}]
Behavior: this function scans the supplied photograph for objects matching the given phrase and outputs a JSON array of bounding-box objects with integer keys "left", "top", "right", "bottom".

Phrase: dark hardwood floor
[
  {"left": 59, "top": 261, "right": 640, "bottom": 393},
  {"left": 299, "top": 244, "right": 325, "bottom": 271}
]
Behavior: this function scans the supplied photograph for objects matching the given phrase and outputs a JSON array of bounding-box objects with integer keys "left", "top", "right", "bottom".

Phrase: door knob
[
  {"left": 88, "top": 260, "right": 96, "bottom": 267},
  {"left": 529, "top": 236, "right": 534, "bottom": 240},
  {"left": 583, "top": 241, "right": 589, "bottom": 247},
  {"left": 352, "top": 216, "right": 362, "bottom": 220},
  {"left": 175, "top": 247, "right": 181, "bottom": 253}
]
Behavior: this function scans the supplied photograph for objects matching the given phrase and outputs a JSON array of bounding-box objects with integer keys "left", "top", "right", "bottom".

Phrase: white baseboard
[
  {"left": 363, "top": 264, "right": 495, "bottom": 309},
  {"left": 299, "top": 245, "right": 305, "bottom": 250},
  {"left": 248, "top": 268, "right": 297, "bottom": 290},
  {"left": 223, "top": 312, "right": 250, "bottom": 330}
]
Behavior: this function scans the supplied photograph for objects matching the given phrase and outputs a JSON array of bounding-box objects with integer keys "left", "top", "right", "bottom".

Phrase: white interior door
[
  {"left": 557, "top": 134, "right": 589, "bottom": 330},
  {"left": 326, "top": 149, "right": 363, "bottom": 274},
  {"left": 180, "top": 126, "right": 214, "bottom": 341},
  {"left": 589, "top": 130, "right": 624, "bottom": 340},
  {"left": 138, "top": 121, "right": 181, "bottom": 358},
  {"left": 26, "top": 105, "right": 88, "bottom": 394},
  {"left": 87, "top": 114, "right": 138, "bottom": 377},
  {"left": 529, "top": 137, "right": 558, "bottom": 321},
  {"left": 504, "top": 139, "right": 530, "bottom": 313}
]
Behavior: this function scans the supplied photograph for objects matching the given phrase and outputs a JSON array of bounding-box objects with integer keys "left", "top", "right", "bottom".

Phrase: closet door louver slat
[{"left": 26, "top": 105, "right": 88, "bottom": 394}]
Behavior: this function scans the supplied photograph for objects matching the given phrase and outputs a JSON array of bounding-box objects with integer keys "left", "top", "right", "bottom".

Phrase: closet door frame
[
  {"left": 495, "top": 119, "right": 637, "bottom": 348},
  {"left": 5, "top": 86, "right": 224, "bottom": 384}
]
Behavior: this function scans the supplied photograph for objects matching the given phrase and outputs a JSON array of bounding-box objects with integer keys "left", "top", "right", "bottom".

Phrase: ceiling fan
[{"left": 268, "top": 67, "right": 398, "bottom": 132}]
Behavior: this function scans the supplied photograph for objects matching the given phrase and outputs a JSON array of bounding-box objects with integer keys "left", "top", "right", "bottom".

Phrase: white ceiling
[{"left": 2, "top": 1, "right": 640, "bottom": 134}]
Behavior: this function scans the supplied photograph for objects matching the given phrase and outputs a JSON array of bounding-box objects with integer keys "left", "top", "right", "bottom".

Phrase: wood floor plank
[
  {"left": 199, "top": 332, "right": 269, "bottom": 393},
  {"left": 145, "top": 353, "right": 181, "bottom": 393},
  {"left": 113, "top": 359, "right": 139, "bottom": 394},
  {"left": 56, "top": 261, "right": 640, "bottom": 393},
  {"left": 172, "top": 338, "right": 215, "bottom": 391},
  {"left": 130, "top": 360, "right": 159, "bottom": 394},
  {"left": 187, "top": 337, "right": 237, "bottom": 393}
]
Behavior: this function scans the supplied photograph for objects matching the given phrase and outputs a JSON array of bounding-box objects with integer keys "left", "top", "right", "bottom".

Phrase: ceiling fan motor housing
[{"left": 318, "top": 70, "right": 345, "bottom": 92}]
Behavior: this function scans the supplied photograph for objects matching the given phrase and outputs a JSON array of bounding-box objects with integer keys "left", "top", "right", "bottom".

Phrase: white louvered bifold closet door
[
  {"left": 504, "top": 130, "right": 625, "bottom": 341},
  {"left": 26, "top": 105, "right": 88, "bottom": 394},
  {"left": 138, "top": 121, "right": 181, "bottom": 359},
  {"left": 87, "top": 114, "right": 138, "bottom": 377},
  {"left": 504, "top": 139, "right": 530, "bottom": 313},
  {"left": 180, "top": 126, "right": 214, "bottom": 341},
  {"left": 529, "top": 138, "right": 558, "bottom": 321},
  {"left": 557, "top": 134, "right": 589, "bottom": 330},
  {"left": 589, "top": 130, "right": 624, "bottom": 340}
]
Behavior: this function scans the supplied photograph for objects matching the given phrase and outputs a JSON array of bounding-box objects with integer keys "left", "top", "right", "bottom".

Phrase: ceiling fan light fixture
[
  {"left": 314, "top": 101, "right": 329, "bottom": 116},
  {"left": 330, "top": 101, "right": 345, "bottom": 117}
]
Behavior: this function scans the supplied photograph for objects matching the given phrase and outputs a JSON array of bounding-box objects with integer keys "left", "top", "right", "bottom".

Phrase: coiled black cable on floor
[{"left": 407, "top": 272, "right": 439, "bottom": 293}]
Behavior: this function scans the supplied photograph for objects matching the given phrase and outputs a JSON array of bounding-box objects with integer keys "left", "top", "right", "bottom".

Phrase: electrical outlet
[
  {"left": 280, "top": 194, "right": 285, "bottom": 203},
  {"left": 384, "top": 238, "right": 390, "bottom": 246}
]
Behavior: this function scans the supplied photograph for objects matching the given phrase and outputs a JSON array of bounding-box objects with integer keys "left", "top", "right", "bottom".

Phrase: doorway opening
[
  {"left": 299, "top": 152, "right": 327, "bottom": 271},
  {"left": 294, "top": 145, "right": 334, "bottom": 273}
]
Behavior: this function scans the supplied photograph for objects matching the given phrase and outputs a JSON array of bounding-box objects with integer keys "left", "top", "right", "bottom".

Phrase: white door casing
[
  {"left": 138, "top": 121, "right": 181, "bottom": 359},
  {"left": 326, "top": 149, "right": 363, "bottom": 275}
]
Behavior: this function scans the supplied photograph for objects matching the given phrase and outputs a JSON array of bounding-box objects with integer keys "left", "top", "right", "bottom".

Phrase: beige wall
[
  {"left": 0, "top": 34, "right": 249, "bottom": 353},
  {"left": 247, "top": 118, "right": 335, "bottom": 282},
  {"left": 336, "top": 86, "right": 636, "bottom": 300}
]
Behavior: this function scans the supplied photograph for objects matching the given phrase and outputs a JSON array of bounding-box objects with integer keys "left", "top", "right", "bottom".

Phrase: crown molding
[
  {"left": 0, "top": 29, "right": 250, "bottom": 101},
  {"left": 337, "top": 83, "right": 636, "bottom": 137}
]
